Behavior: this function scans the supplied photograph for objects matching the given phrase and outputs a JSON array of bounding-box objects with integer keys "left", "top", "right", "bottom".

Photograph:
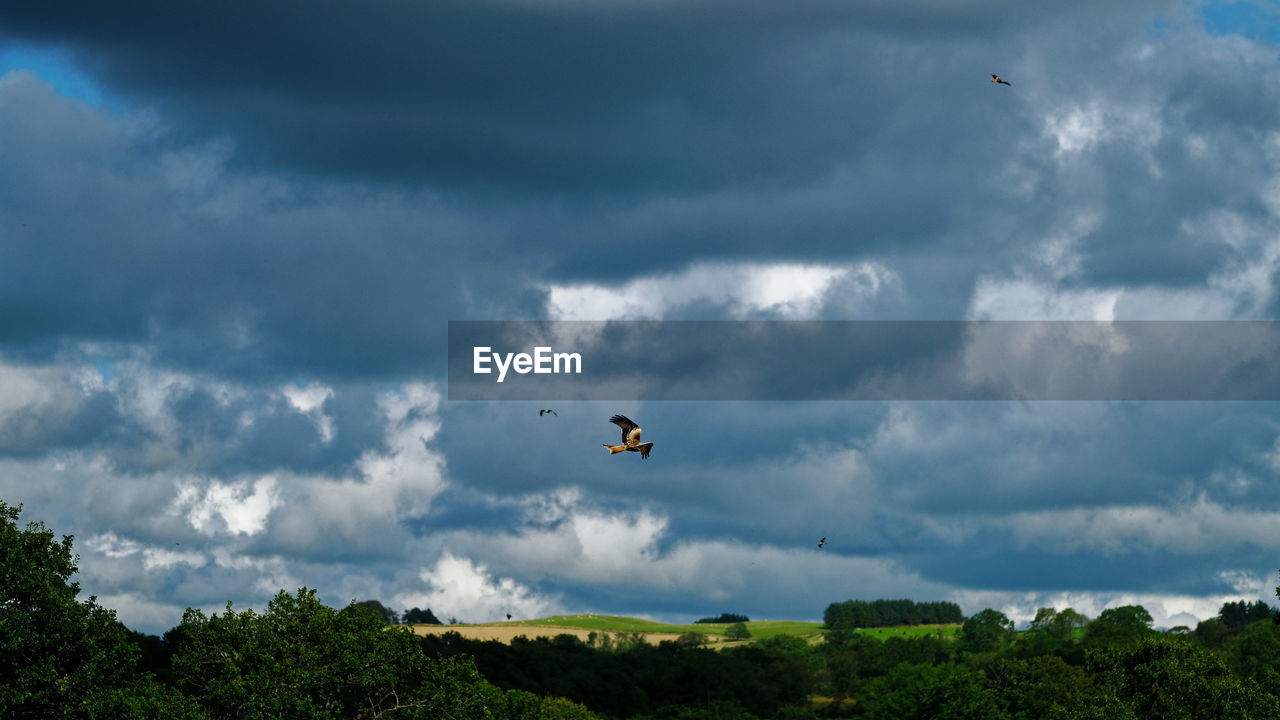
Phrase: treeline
[
  {"left": 352, "top": 598, "right": 444, "bottom": 625},
  {"left": 417, "top": 599, "right": 1280, "bottom": 719},
  {"left": 695, "top": 613, "right": 749, "bottom": 624},
  {"left": 1217, "top": 599, "right": 1273, "bottom": 630},
  {"left": 11, "top": 499, "right": 1280, "bottom": 719},
  {"left": 420, "top": 631, "right": 810, "bottom": 718},
  {"left": 0, "top": 500, "right": 593, "bottom": 720},
  {"left": 823, "top": 598, "right": 964, "bottom": 628}
]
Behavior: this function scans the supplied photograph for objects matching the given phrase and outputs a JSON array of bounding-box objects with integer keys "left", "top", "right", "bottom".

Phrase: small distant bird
[
  {"left": 604, "top": 414, "right": 653, "bottom": 459},
  {"left": 818, "top": 537, "right": 827, "bottom": 548},
  {"left": 539, "top": 409, "right": 557, "bottom": 416},
  {"left": 991, "top": 74, "right": 1011, "bottom": 86}
]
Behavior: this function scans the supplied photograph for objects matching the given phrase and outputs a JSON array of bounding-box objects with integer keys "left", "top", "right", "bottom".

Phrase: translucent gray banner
[{"left": 447, "top": 321, "right": 1280, "bottom": 400}]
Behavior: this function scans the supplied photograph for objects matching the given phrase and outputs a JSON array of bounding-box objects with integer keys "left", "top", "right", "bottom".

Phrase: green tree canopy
[
  {"left": 1218, "top": 600, "right": 1274, "bottom": 631},
  {"left": 959, "top": 608, "right": 1014, "bottom": 654},
  {"left": 823, "top": 599, "right": 963, "bottom": 629},
  {"left": 1028, "top": 606, "right": 1089, "bottom": 642},
  {"left": 695, "top": 613, "right": 749, "bottom": 624},
  {"left": 403, "top": 607, "right": 442, "bottom": 625},
  {"left": 0, "top": 501, "right": 163, "bottom": 719},
  {"left": 856, "top": 662, "right": 999, "bottom": 720},
  {"left": 171, "top": 587, "right": 500, "bottom": 719},
  {"left": 1228, "top": 619, "right": 1280, "bottom": 687},
  {"left": 1085, "top": 605, "right": 1154, "bottom": 648},
  {"left": 1194, "top": 617, "right": 1230, "bottom": 649},
  {"left": 1089, "top": 635, "right": 1280, "bottom": 719},
  {"left": 352, "top": 598, "right": 399, "bottom": 625},
  {"left": 1096, "top": 605, "right": 1154, "bottom": 631}
]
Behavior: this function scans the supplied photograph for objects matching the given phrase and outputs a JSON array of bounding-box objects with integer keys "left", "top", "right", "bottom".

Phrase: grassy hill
[
  {"left": 509, "top": 614, "right": 826, "bottom": 640},
  {"left": 416, "top": 613, "right": 960, "bottom": 644}
]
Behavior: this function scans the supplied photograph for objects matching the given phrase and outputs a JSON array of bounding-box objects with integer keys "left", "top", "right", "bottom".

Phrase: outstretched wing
[{"left": 610, "top": 414, "right": 643, "bottom": 446}]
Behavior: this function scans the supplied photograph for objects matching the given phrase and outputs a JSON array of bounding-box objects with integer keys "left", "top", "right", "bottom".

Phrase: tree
[
  {"left": 855, "top": 662, "right": 999, "bottom": 719},
  {"left": 1028, "top": 606, "right": 1089, "bottom": 642},
  {"left": 1193, "top": 618, "right": 1230, "bottom": 649},
  {"left": 539, "top": 696, "right": 600, "bottom": 719},
  {"left": 1228, "top": 619, "right": 1280, "bottom": 687},
  {"left": 725, "top": 622, "right": 752, "bottom": 640},
  {"left": 1085, "top": 605, "right": 1153, "bottom": 647},
  {"left": 1089, "top": 635, "right": 1280, "bottom": 719},
  {"left": 171, "top": 587, "right": 500, "bottom": 719},
  {"left": 1218, "top": 600, "right": 1273, "bottom": 631},
  {"left": 823, "top": 599, "right": 962, "bottom": 630},
  {"left": 695, "top": 613, "right": 749, "bottom": 624},
  {"left": 984, "top": 655, "right": 1106, "bottom": 719},
  {"left": 403, "top": 607, "right": 442, "bottom": 625},
  {"left": 1097, "top": 605, "right": 1154, "bottom": 631},
  {"left": 671, "top": 632, "right": 706, "bottom": 648},
  {"left": 0, "top": 501, "right": 164, "bottom": 719},
  {"left": 353, "top": 599, "right": 399, "bottom": 625},
  {"left": 959, "top": 609, "right": 1013, "bottom": 653}
]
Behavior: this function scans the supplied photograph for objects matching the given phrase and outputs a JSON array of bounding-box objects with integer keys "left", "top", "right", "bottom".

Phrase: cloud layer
[{"left": 1, "top": 0, "right": 1280, "bottom": 633}]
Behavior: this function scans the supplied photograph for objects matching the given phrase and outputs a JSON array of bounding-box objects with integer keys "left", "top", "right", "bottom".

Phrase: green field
[
  {"left": 486, "top": 613, "right": 955, "bottom": 642},
  {"left": 853, "top": 624, "right": 961, "bottom": 640}
]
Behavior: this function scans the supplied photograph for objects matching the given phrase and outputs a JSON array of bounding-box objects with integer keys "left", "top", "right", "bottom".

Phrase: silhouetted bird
[
  {"left": 991, "top": 74, "right": 1011, "bottom": 86},
  {"left": 818, "top": 537, "right": 827, "bottom": 548},
  {"left": 540, "top": 409, "right": 557, "bottom": 416},
  {"left": 604, "top": 415, "right": 653, "bottom": 459}
]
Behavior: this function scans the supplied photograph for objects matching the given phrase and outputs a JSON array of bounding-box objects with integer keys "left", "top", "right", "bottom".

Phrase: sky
[{"left": 2, "top": 0, "right": 1280, "bottom": 634}]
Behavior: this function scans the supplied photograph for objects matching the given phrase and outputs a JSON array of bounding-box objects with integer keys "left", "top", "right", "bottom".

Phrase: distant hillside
[
  {"left": 403, "top": 613, "right": 959, "bottom": 645},
  {"left": 515, "top": 614, "right": 825, "bottom": 640}
]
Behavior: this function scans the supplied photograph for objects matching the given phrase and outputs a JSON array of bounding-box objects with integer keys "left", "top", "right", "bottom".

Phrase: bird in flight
[
  {"left": 818, "top": 537, "right": 827, "bottom": 549},
  {"left": 991, "top": 74, "right": 1011, "bottom": 86},
  {"left": 604, "top": 414, "right": 653, "bottom": 459},
  {"left": 539, "top": 409, "right": 557, "bottom": 416}
]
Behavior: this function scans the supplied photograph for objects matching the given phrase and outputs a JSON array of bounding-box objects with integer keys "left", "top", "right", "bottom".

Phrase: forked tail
[{"left": 604, "top": 444, "right": 626, "bottom": 454}]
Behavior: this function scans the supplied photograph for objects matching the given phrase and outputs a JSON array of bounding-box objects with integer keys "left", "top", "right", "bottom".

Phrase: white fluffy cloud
[
  {"left": 999, "top": 495, "right": 1280, "bottom": 556},
  {"left": 176, "top": 476, "right": 280, "bottom": 536},
  {"left": 443, "top": 486, "right": 948, "bottom": 613},
  {"left": 546, "top": 260, "right": 897, "bottom": 321},
  {"left": 394, "top": 551, "right": 563, "bottom": 623},
  {"left": 0, "top": 361, "right": 457, "bottom": 632},
  {"left": 282, "top": 382, "right": 335, "bottom": 442},
  {"left": 255, "top": 382, "right": 449, "bottom": 552}
]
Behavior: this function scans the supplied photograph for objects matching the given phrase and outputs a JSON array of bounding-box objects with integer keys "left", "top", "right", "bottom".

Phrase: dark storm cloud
[
  {"left": 1, "top": 0, "right": 1271, "bottom": 385},
  {"left": 0, "top": 389, "right": 133, "bottom": 456},
  {"left": 0, "top": 0, "right": 1109, "bottom": 193},
  {"left": 5, "top": 0, "right": 1280, "bottom": 633},
  {"left": 449, "top": 321, "right": 1280, "bottom": 400},
  {"left": 431, "top": 397, "right": 1280, "bottom": 606},
  {"left": 0, "top": 72, "right": 545, "bottom": 380}
]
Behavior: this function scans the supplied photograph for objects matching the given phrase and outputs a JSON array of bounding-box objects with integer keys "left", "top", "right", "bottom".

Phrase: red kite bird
[
  {"left": 539, "top": 409, "right": 557, "bottom": 416},
  {"left": 991, "top": 74, "right": 1011, "bottom": 86},
  {"left": 818, "top": 537, "right": 827, "bottom": 549},
  {"left": 604, "top": 414, "right": 653, "bottom": 459}
]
